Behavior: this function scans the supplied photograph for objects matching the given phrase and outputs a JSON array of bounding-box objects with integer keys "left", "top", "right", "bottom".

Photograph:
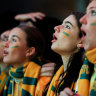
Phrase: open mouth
[
  {"left": 81, "top": 29, "right": 86, "bottom": 40},
  {"left": 51, "top": 33, "right": 57, "bottom": 42},
  {"left": 3, "top": 50, "right": 8, "bottom": 56}
]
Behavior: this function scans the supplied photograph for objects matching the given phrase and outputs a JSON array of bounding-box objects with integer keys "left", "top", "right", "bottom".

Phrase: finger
[
  {"left": 60, "top": 88, "right": 73, "bottom": 96},
  {"left": 65, "top": 88, "right": 73, "bottom": 95},
  {"left": 34, "top": 15, "right": 44, "bottom": 20},
  {"left": 14, "top": 14, "right": 30, "bottom": 21},
  {"left": 30, "top": 12, "right": 46, "bottom": 17}
]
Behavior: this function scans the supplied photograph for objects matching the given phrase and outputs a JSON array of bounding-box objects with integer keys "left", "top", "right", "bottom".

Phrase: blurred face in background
[
  {"left": 51, "top": 15, "right": 81, "bottom": 56},
  {"left": 0, "top": 30, "right": 10, "bottom": 61},
  {"left": 3, "top": 27, "right": 29, "bottom": 66}
]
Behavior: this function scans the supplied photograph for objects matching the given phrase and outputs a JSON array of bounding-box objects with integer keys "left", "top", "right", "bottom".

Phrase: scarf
[
  {"left": 0, "top": 64, "right": 9, "bottom": 95},
  {"left": 76, "top": 48, "right": 96, "bottom": 96},
  {"left": 3, "top": 58, "right": 42, "bottom": 96},
  {"left": 86, "top": 48, "right": 96, "bottom": 96},
  {"left": 0, "top": 70, "right": 8, "bottom": 94},
  {"left": 35, "top": 63, "right": 55, "bottom": 96},
  {"left": 46, "top": 65, "right": 64, "bottom": 96}
]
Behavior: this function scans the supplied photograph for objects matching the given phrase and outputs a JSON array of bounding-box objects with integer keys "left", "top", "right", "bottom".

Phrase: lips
[
  {"left": 51, "top": 33, "right": 57, "bottom": 43},
  {"left": 3, "top": 49, "right": 8, "bottom": 56}
]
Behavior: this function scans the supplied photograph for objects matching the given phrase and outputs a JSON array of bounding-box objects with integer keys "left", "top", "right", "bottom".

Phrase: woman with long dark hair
[{"left": 44, "top": 12, "right": 85, "bottom": 96}]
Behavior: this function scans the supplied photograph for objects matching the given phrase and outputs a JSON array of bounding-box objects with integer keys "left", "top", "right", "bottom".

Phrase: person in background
[
  {"left": 3, "top": 23, "right": 56, "bottom": 96},
  {"left": 0, "top": 11, "right": 19, "bottom": 95}
]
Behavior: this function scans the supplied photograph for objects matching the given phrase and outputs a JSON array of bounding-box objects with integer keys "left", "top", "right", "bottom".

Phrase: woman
[
  {"left": 0, "top": 30, "right": 10, "bottom": 95},
  {"left": 3, "top": 24, "right": 53, "bottom": 96},
  {"left": 44, "top": 12, "right": 85, "bottom": 96},
  {"left": 0, "top": 11, "right": 19, "bottom": 95}
]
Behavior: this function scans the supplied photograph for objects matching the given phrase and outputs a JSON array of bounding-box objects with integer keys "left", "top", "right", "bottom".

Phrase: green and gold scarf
[
  {"left": 3, "top": 58, "right": 42, "bottom": 96},
  {"left": 75, "top": 48, "right": 96, "bottom": 96},
  {"left": 46, "top": 65, "right": 64, "bottom": 96}
]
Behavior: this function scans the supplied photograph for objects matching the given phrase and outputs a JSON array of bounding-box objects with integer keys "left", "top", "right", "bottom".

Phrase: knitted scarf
[
  {"left": 75, "top": 48, "right": 96, "bottom": 96},
  {"left": 35, "top": 63, "right": 55, "bottom": 96},
  {"left": 3, "top": 58, "right": 42, "bottom": 96},
  {"left": 86, "top": 48, "right": 96, "bottom": 96},
  {"left": 46, "top": 65, "right": 64, "bottom": 96},
  {"left": 0, "top": 70, "right": 8, "bottom": 94}
]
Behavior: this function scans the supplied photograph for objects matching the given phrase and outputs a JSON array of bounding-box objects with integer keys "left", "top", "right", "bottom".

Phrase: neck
[
  {"left": 61, "top": 54, "right": 71, "bottom": 72},
  {"left": 0, "top": 60, "right": 8, "bottom": 72},
  {"left": 12, "top": 59, "right": 29, "bottom": 68}
]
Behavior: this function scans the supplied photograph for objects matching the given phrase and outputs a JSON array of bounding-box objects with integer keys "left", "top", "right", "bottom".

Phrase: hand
[
  {"left": 59, "top": 87, "right": 82, "bottom": 96},
  {"left": 15, "top": 12, "right": 46, "bottom": 22},
  {"left": 59, "top": 88, "right": 74, "bottom": 96}
]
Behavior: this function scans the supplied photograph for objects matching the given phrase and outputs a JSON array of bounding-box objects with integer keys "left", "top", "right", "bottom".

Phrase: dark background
[{"left": 0, "top": 0, "right": 89, "bottom": 20}]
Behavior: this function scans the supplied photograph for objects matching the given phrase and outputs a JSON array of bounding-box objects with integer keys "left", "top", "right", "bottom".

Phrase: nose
[
  {"left": 80, "top": 14, "right": 87, "bottom": 24},
  {"left": 54, "top": 25, "right": 64, "bottom": 33},
  {"left": 4, "top": 41, "right": 9, "bottom": 48}
]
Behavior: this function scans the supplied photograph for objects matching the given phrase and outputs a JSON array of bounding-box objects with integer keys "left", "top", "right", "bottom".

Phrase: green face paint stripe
[
  {"left": 11, "top": 46, "right": 19, "bottom": 48},
  {"left": 62, "top": 31, "right": 70, "bottom": 37},
  {"left": 0, "top": 44, "right": 4, "bottom": 47},
  {"left": 91, "top": 22, "right": 96, "bottom": 26}
]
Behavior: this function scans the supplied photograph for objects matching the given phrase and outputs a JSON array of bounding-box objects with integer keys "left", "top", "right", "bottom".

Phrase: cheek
[
  {"left": 60, "top": 30, "right": 71, "bottom": 38},
  {"left": 0, "top": 43, "right": 4, "bottom": 47},
  {"left": 90, "top": 21, "right": 96, "bottom": 30},
  {"left": 9, "top": 44, "right": 20, "bottom": 54},
  {"left": 10, "top": 44, "right": 27, "bottom": 55},
  {"left": 0, "top": 43, "right": 4, "bottom": 54}
]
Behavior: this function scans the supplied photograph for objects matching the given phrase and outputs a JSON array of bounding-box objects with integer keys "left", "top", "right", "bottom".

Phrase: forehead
[
  {"left": 63, "top": 15, "right": 77, "bottom": 25},
  {"left": 1, "top": 30, "right": 10, "bottom": 37},
  {"left": 87, "top": 0, "right": 96, "bottom": 10},
  {"left": 9, "top": 27, "right": 26, "bottom": 39}
]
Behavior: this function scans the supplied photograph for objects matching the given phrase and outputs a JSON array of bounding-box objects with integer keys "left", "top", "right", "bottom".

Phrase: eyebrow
[
  {"left": 0, "top": 35, "right": 8, "bottom": 40},
  {"left": 65, "top": 21, "right": 73, "bottom": 27},
  {"left": 12, "top": 35, "right": 20, "bottom": 39},
  {"left": 87, "top": 7, "right": 96, "bottom": 10},
  {"left": 2, "top": 35, "right": 8, "bottom": 39}
]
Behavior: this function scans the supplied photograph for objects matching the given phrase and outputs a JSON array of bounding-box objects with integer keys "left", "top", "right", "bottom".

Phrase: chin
[{"left": 3, "top": 58, "right": 11, "bottom": 64}]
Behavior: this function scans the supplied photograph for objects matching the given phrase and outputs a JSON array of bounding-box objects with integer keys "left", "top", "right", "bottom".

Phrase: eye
[
  {"left": 90, "top": 10, "right": 96, "bottom": 16},
  {"left": 65, "top": 25, "right": 71, "bottom": 29},
  {"left": 3, "top": 38, "right": 8, "bottom": 42},
  {"left": 12, "top": 38, "right": 16, "bottom": 42},
  {"left": 0, "top": 37, "right": 8, "bottom": 42}
]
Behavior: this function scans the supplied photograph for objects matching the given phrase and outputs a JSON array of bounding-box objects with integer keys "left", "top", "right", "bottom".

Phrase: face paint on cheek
[
  {"left": 0, "top": 44, "right": 4, "bottom": 47},
  {"left": 11, "top": 45, "right": 19, "bottom": 48},
  {"left": 61, "top": 30, "right": 71, "bottom": 38},
  {"left": 91, "top": 21, "right": 96, "bottom": 26},
  {"left": 90, "top": 21, "right": 96, "bottom": 30}
]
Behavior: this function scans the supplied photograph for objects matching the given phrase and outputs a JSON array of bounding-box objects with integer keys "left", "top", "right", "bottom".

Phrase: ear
[
  {"left": 77, "top": 40, "right": 84, "bottom": 48},
  {"left": 26, "top": 47, "right": 36, "bottom": 57}
]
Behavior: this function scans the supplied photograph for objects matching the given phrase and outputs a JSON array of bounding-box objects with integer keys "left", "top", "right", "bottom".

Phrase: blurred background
[
  {"left": 0, "top": 0, "right": 90, "bottom": 20},
  {"left": 0, "top": 0, "right": 91, "bottom": 65}
]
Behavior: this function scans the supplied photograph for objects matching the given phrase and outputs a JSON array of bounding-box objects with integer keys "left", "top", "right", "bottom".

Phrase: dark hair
[
  {"left": 29, "top": 16, "right": 62, "bottom": 64},
  {"left": 42, "top": 12, "right": 85, "bottom": 96},
  {"left": 55, "top": 12, "right": 85, "bottom": 95},
  {"left": 17, "top": 25, "right": 45, "bottom": 59},
  {"left": 71, "top": 12, "right": 85, "bottom": 38}
]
